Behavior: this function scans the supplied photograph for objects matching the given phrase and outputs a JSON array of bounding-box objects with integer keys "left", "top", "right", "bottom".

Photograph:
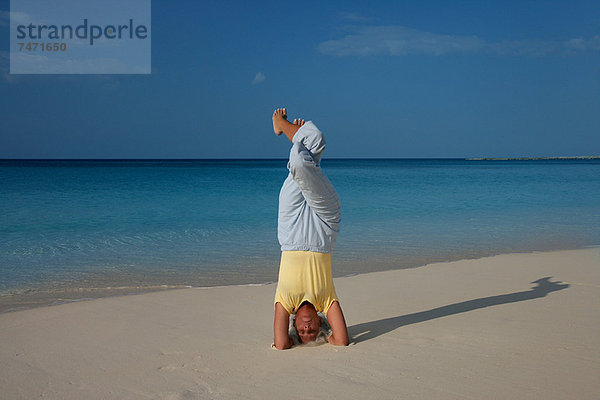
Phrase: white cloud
[
  {"left": 488, "top": 37, "right": 600, "bottom": 56},
  {"left": 318, "top": 26, "right": 484, "bottom": 56},
  {"left": 252, "top": 72, "right": 266, "bottom": 84},
  {"left": 488, "top": 36, "right": 600, "bottom": 56},
  {"left": 0, "top": 50, "right": 122, "bottom": 84},
  {"left": 8, "top": 51, "right": 149, "bottom": 74},
  {"left": 339, "top": 12, "right": 373, "bottom": 22},
  {"left": 0, "top": 10, "right": 33, "bottom": 26},
  {"left": 317, "top": 25, "right": 600, "bottom": 57}
]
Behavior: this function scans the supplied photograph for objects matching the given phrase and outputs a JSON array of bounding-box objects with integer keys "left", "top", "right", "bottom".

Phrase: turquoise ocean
[{"left": 1, "top": 159, "right": 599, "bottom": 312}]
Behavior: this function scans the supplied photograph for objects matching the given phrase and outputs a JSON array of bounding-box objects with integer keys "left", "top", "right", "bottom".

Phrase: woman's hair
[{"left": 288, "top": 312, "right": 332, "bottom": 346}]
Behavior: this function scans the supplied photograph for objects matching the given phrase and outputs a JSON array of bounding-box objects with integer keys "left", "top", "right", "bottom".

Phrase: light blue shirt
[{"left": 278, "top": 121, "right": 341, "bottom": 253}]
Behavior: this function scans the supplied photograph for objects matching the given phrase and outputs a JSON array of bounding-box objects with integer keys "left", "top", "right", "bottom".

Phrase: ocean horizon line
[{"left": 1, "top": 156, "right": 599, "bottom": 162}]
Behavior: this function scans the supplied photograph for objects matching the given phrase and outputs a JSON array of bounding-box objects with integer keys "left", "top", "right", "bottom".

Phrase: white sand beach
[{"left": 0, "top": 248, "right": 598, "bottom": 400}]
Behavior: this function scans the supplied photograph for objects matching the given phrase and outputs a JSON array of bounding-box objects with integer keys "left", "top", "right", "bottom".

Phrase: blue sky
[{"left": 1, "top": 0, "right": 599, "bottom": 158}]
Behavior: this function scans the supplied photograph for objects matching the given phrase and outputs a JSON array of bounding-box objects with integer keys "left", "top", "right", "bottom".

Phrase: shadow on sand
[{"left": 348, "top": 277, "right": 569, "bottom": 344}]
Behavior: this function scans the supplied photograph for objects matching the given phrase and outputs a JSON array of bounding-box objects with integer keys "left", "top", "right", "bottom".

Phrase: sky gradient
[{"left": 1, "top": 0, "right": 599, "bottom": 158}]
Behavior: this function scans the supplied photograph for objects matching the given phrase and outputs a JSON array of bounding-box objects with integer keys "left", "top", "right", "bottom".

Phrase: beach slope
[{"left": 1, "top": 248, "right": 598, "bottom": 399}]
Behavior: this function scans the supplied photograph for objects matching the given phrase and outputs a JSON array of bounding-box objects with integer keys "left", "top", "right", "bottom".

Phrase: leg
[
  {"left": 287, "top": 141, "right": 341, "bottom": 227},
  {"left": 273, "top": 108, "right": 301, "bottom": 143}
]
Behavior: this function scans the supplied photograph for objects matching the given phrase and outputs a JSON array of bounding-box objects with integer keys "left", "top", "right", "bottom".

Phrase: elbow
[
  {"left": 274, "top": 342, "right": 291, "bottom": 350},
  {"left": 328, "top": 335, "right": 350, "bottom": 347}
]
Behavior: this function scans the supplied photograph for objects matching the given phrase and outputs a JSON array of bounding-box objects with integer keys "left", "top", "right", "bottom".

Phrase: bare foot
[
  {"left": 272, "top": 108, "right": 288, "bottom": 135},
  {"left": 272, "top": 107, "right": 302, "bottom": 142}
]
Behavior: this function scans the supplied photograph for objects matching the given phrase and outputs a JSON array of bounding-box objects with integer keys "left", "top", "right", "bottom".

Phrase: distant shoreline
[{"left": 467, "top": 156, "right": 600, "bottom": 161}]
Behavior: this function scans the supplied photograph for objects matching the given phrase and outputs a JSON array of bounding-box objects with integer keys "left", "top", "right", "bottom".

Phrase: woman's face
[{"left": 295, "top": 304, "right": 322, "bottom": 343}]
